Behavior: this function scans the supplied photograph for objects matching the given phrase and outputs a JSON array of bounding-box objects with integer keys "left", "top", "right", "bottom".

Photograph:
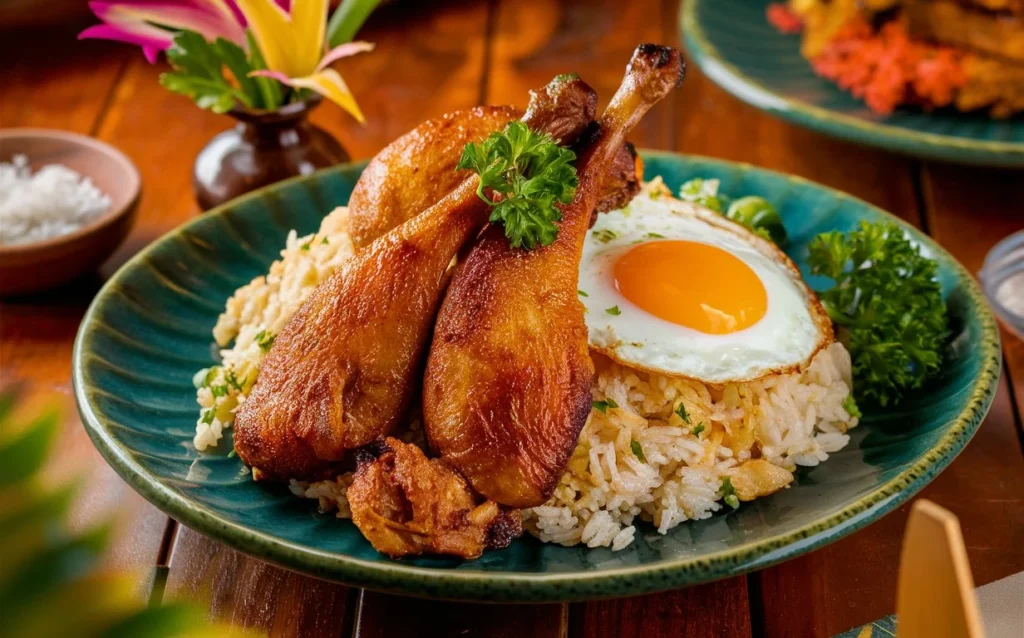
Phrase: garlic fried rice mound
[
  {"left": 523, "top": 344, "right": 858, "bottom": 550},
  {"left": 192, "top": 189, "right": 860, "bottom": 552},
  {"left": 193, "top": 207, "right": 356, "bottom": 451}
]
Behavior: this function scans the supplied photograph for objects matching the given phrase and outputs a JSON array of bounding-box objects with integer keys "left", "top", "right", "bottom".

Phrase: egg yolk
[{"left": 612, "top": 240, "right": 767, "bottom": 334}]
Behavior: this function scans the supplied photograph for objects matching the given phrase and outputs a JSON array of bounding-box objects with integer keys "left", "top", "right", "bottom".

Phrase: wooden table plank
[
  {"left": 0, "top": 19, "right": 128, "bottom": 134},
  {"left": 355, "top": 592, "right": 565, "bottom": 638},
  {"left": 0, "top": 18, "right": 169, "bottom": 596},
  {"left": 921, "top": 163, "right": 1024, "bottom": 435},
  {"left": 569, "top": 578, "right": 751, "bottom": 638},
  {"left": 164, "top": 526, "right": 356, "bottom": 636}
]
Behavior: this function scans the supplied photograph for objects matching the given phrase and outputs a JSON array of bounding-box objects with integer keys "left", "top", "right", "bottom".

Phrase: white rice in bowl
[{"left": 193, "top": 192, "right": 860, "bottom": 552}]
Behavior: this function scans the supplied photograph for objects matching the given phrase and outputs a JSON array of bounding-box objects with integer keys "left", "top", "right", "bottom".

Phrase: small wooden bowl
[{"left": 0, "top": 129, "right": 141, "bottom": 296}]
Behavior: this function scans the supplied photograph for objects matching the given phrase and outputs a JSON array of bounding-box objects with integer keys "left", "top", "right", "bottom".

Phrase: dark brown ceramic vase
[{"left": 192, "top": 97, "right": 349, "bottom": 210}]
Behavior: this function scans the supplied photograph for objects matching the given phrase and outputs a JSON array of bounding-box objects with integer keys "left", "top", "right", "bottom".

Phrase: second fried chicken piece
[
  {"left": 348, "top": 84, "right": 640, "bottom": 248},
  {"left": 348, "top": 106, "right": 521, "bottom": 249},
  {"left": 347, "top": 438, "right": 522, "bottom": 559}
]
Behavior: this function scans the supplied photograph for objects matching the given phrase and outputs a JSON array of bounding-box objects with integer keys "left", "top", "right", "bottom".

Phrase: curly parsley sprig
[
  {"left": 808, "top": 221, "right": 948, "bottom": 407},
  {"left": 457, "top": 121, "right": 578, "bottom": 250}
]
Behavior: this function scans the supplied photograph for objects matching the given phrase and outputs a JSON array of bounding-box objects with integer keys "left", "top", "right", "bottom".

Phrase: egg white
[{"left": 578, "top": 193, "right": 832, "bottom": 383}]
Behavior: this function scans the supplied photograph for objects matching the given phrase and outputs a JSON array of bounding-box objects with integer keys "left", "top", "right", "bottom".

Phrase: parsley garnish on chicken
[
  {"left": 808, "top": 221, "right": 948, "bottom": 407},
  {"left": 457, "top": 121, "right": 578, "bottom": 250}
]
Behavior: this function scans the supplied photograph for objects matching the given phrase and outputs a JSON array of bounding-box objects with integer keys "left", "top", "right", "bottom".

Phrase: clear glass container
[{"left": 979, "top": 230, "right": 1024, "bottom": 340}]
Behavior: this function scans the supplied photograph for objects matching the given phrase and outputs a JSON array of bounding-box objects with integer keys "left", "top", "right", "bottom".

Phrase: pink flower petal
[
  {"left": 87, "top": 0, "right": 246, "bottom": 46},
  {"left": 316, "top": 41, "right": 375, "bottom": 72},
  {"left": 78, "top": 22, "right": 174, "bottom": 57},
  {"left": 249, "top": 69, "right": 293, "bottom": 84}
]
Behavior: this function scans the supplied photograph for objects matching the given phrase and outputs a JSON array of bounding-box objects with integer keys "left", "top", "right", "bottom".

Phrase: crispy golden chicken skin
[
  {"left": 424, "top": 45, "right": 686, "bottom": 508},
  {"left": 233, "top": 75, "right": 599, "bottom": 482},
  {"left": 348, "top": 106, "right": 521, "bottom": 249},
  {"left": 348, "top": 95, "right": 640, "bottom": 248},
  {"left": 347, "top": 438, "right": 522, "bottom": 559}
]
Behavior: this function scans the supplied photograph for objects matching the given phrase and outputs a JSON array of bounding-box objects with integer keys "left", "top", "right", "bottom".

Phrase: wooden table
[{"left": 2, "top": 1, "right": 1022, "bottom": 636}]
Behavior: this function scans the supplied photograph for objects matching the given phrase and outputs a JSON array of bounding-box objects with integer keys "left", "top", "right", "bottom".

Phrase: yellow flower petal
[
  {"left": 288, "top": 0, "right": 328, "bottom": 81},
  {"left": 236, "top": 0, "right": 328, "bottom": 78},
  {"left": 287, "top": 68, "right": 365, "bottom": 123}
]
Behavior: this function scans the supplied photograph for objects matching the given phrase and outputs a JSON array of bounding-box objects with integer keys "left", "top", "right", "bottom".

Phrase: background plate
[
  {"left": 73, "top": 153, "right": 1000, "bottom": 602},
  {"left": 680, "top": 0, "right": 1024, "bottom": 167}
]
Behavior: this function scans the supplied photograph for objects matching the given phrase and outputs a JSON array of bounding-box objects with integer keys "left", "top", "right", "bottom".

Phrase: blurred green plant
[{"left": 0, "top": 387, "right": 256, "bottom": 638}]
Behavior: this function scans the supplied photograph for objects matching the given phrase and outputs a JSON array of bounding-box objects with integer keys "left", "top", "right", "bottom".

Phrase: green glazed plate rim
[
  {"left": 680, "top": 0, "right": 1024, "bottom": 167},
  {"left": 73, "top": 152, "right": 1001, "bottom": 601}
]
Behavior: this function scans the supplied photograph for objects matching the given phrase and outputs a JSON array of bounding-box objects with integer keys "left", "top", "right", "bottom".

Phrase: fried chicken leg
[
  {"left": 348, "top": 106, "right": 521, "bottom": 249},
  {"left": 423, "top": 45, "right": 686, "bottom": 508},
  {"left": 233, "top": 75, "right": 599, "bottom": 481},
  {"left": 348, "top": 89, "right": 641, "bottom": 249},
  {"left": 347, "top": 438, "right": 522, "bottom": 559}
]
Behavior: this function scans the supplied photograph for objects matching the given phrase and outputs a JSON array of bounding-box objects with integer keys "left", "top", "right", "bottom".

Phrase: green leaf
[
  {"left": 327, "top": 0, "right": 382, "bottom": 47},
  {"left": 458, "top": 121, "right": 578, "bottom": 250},
  {"left": 674, "top": 402, "right": 691, "bottom": 424},
  {"left": 0, "top": 388, "right": 18, "bottom": 425},
  {"left": 691, "top": 422, "right": 705, "bottom": 437},
  {"left": 98, "top": 603, "right": 210, "bottom": 638},
  {"left": 0, "top": 482, "right": 77, "bottom": 541},
  {"left": 0, "top": 524, "right": 111, "bottom": 616},
  {"left": 721, "top": 477, "right": 740, "bottom": 509},
  {"left": 0, "top": 407, "right": 60, "bottom": 487},
  {"left": 808, "top": 221, "right": 947, "bottom": 407},
  {"left": 605, "top": 306, "right": 621, "bottom": 316},
  {"left": 630, "top": 439, "right": 646, "bottom": 462},
  {"left": 213, "top": 38, "right": 260, "bottom": 109},
  {"left": 245, "top": 30, "right": 282, "bottom": 110},
  {"left": 160, "top": 30, "right": 251, "bottom": 114}
]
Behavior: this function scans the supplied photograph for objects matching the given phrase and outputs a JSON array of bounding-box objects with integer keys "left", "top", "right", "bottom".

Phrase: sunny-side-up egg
[{"left": 578, "top": 192, "right": 833, "bottom": 383}]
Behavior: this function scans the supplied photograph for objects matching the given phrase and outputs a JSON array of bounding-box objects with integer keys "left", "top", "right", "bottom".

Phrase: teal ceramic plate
[
  {"left": 73, "top": 153, "right": 1000, "bottom": 602},
  {"left": 681, "top": 0, "right": 1024, "bottom": 167}
]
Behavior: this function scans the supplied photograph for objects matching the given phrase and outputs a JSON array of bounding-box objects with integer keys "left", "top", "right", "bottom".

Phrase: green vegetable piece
[
  {"left": 808, "top": 221, "right": 947, "bottom": 407},
  {"left": 592, "top": 399, "right": 617, "bottom": 413},
  {"left": 201, "top": 409, "right": 216, "bottom": 425},
  {"left": 725, "top": 196, "right": 788, "bottom": 247},
  {"left": 245, "top": 30, "right": 283, "bottom": 110},
  {"left": 255, "top": 330, "right": 276, "bottom": 352},
  {"left": 577, "top": 289, "right": 589, "bottom": 297},
  {"left": 225, "top": 368, "right": 243, "bottom": 392},
  {"left": 721, "top": 477, "right": 740, "bottom": 509},
  {"left": 457, "top": 121, "right": 578, "bottom": 250},
  {"left": 679, "top": 178, "right": 724, "bottom": 212},
  {"left": 192, "top": 367, "right": 210, "bottom": 390},
  {"left": 674, "top": 402, "right": 691, "bottom": 424},
  {"left": 605, "top": 306, "right": 621, "bottom": 316},
  {"left": 691, "top": 422, "right": 706, "bottom": 436},
  {"left": 630, "top": 440, "right": 647, "bottom": 462},
  {"left": 592, "top": 229, "right": 618, "bottom": 243},
  {"left": 843, "top": 394, "right": 862, "bottom": 420}
]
